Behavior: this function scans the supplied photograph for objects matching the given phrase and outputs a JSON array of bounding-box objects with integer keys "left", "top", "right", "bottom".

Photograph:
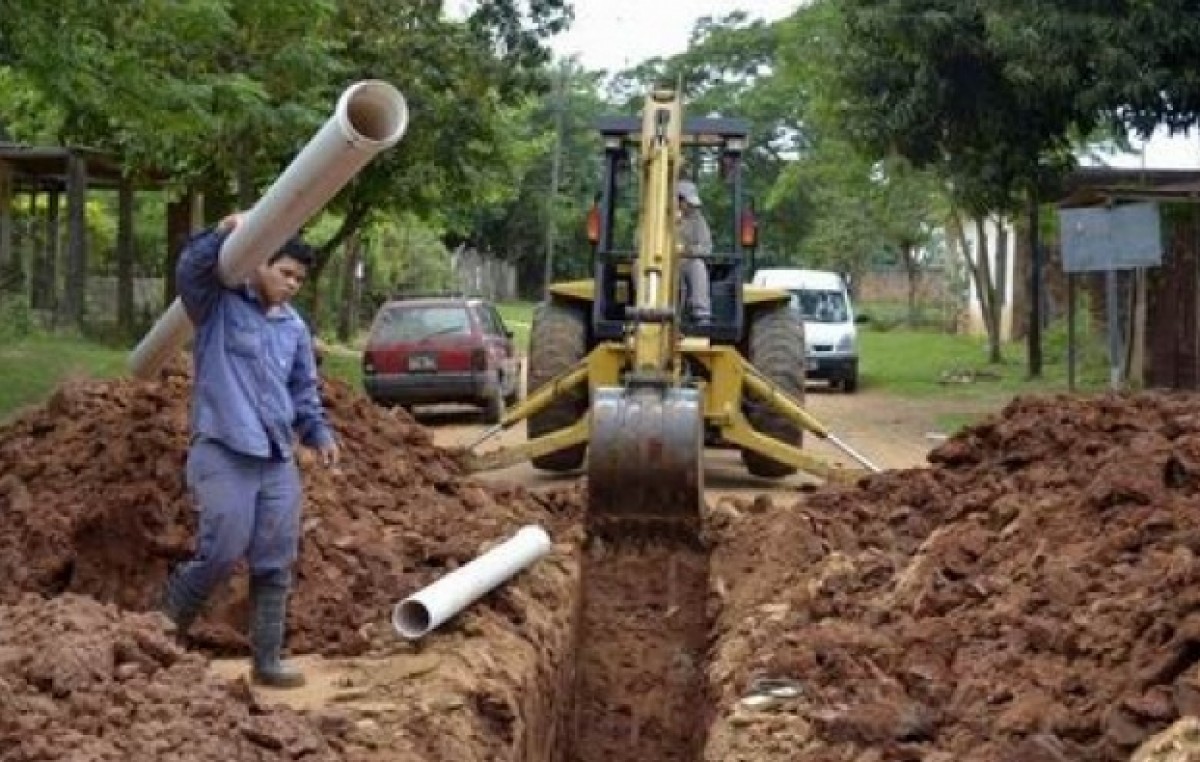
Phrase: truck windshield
[{"left": 788, "top": 290, "right": 848, "bottom": 323}]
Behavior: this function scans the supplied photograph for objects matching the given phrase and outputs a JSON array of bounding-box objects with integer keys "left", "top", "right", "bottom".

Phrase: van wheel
[{"left": 842, "top": 373, "right": 859, "bottom": 393}]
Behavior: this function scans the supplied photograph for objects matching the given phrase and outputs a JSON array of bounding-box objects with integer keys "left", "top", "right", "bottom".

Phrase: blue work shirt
[{"left": 176, "top": 228, "right": 334, "bottom": 460}]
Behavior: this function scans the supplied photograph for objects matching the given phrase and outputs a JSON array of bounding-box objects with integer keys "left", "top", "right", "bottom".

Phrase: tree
[
  {"left": 609, "top": 12, "right": 814, "bottom": 260},
  {"left": 0, "top": 0, "right": 571, "bottom": 325},
  {"left": 827, "top": 0, "right": 1200, "bottom": 367},
  {"left": 471, "top": 60, "right": 609, "bottom": 296},
  {"left": 767, "top": 1, "right": 944, "bottom": 300}
]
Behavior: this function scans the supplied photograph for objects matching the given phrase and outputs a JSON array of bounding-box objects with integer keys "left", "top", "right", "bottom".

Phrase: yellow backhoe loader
[{"left": 462, "top": 89, "right": 877, "bottom": 527}]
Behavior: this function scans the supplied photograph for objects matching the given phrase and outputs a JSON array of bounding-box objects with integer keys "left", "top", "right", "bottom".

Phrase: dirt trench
[{"left": 561, "top": 537, "right": 712, "bottom": 762}]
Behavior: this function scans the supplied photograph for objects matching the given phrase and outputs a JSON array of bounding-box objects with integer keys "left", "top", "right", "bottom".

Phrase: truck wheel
[
  {"left": 741, "top": 304, "right": 806, "bottom": 478},
  {"left": 842, "top": 371, "right": 859, "bottom": 393},
  {"left": 504, "top": 363, "right": 524, "bottom": 406},
  {"left": 528, "top": 300, "right": 589, "bottom": 471},
  {"left": 482, "top": 385, "right": 505, "bottom": 424}
]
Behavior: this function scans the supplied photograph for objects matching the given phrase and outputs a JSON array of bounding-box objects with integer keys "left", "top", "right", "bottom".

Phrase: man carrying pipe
[{"left": 160, "top": 211, "right": 340, "bottom": 689}]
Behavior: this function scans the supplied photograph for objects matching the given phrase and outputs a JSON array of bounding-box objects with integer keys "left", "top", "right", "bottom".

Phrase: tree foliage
[
  {"left": 830, "top": 0, "right": 1200, "bottom": 215},
  {"left": 0, "top": 0, "right": 568, "bottom": 263},
  {"left": 11, "top": 0, "right": 1200, "bottom": 325},
  {"left": 606, "top": 13, "right": 816, "bottom": 260}
]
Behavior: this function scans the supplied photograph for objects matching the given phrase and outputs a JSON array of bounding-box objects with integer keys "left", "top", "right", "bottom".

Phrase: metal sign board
[{"left": 1060, "top": 202, "right": 1163, "bottom": 272}]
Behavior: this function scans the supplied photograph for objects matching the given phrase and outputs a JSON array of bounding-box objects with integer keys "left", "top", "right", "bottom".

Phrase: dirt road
[{"left": 422, "top": 386, "right": 998, "bottom": 500}]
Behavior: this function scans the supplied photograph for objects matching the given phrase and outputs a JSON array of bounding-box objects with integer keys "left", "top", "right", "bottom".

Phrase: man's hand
[
  {"left": 318, "top": 440, "right": 341, "bottom": 468},
  {"left": 217, "top": 211, "right": 245, "bottom": 234}
]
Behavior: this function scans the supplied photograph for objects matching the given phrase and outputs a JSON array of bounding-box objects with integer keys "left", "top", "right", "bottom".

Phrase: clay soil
[
  {"left": 705, "top": 392, "right": 1200, "bottom": 761},
  {"left": 566, "top": 538, "right": 711, "bottom": 762},
  {"left": 0, "top": 364, "right": 586, "bottom": 760},
  {"left": 5, "top": 361, "right": 1200, "bottom": 761}
]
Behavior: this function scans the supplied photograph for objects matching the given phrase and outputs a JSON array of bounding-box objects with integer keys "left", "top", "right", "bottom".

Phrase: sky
[
  {"left": 546, "top": 0, "right": 801, "bottom": 73},
  {"left": 1086, "top": 127, "right": 1200, "bottom": 171}
]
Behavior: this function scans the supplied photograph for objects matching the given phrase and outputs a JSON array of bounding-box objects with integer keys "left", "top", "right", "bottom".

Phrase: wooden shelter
[
  {"left": 0, "top": 143, "right": 175, "bottom": 331},
  {"left": 1057, "top": 168, "right": 1200, "bottom": 389}
]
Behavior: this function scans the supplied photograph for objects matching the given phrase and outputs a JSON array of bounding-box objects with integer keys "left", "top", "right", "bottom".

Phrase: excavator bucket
[{"left": 587, "top": 386, "right": 704, "bottom": 525}]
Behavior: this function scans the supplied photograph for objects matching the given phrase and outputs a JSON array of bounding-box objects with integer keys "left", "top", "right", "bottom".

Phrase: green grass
[
  {"left": 857, "top": 325, "right": 1112, "bottom": 432},
  {"left": 858, "top": 329, "right": 1108, "bottom": 399},
  {"left": 318, "top": 343, "right": 364, "bottom": 389},
  {"left": 0, "top": 335, "right": 129, "bottom": 420},
  {"left": 0, "top": 305, "right": 1116, "bottom": 427},
  {"left": 495, "top": 301, "right": 536, "bottom": 353}
]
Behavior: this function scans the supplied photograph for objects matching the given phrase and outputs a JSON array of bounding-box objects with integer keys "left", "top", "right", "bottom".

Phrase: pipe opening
[
  {"left": 343, "top": 82, "right": 408, "bottom": 145},
  {"left": 392, "top": 598, "right": 432, "bottom": 639}
]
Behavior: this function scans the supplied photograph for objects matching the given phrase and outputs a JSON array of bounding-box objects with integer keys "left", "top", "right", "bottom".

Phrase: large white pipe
[
  {"left": 128, "top": 80, "right": 409, "bottom": 379},
  {"left": 392, "top": 525, "right": 553, "bottom": 640}
]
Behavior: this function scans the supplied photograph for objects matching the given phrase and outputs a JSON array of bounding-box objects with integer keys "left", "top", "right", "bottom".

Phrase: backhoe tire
[
  {"left": 741, "top": 304, "right": 806, "bottom": 478},
  {"left": 528, "top": 300, "right": 589, "bottom": 472}
]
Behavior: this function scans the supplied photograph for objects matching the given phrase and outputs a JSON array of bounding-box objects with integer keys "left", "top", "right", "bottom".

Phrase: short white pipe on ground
[
  {"left": 128, "top": 79, "right": 408, "bottom": 379},
  {"left": 392, "top": 525, "right": 553, "bottom": 640}
]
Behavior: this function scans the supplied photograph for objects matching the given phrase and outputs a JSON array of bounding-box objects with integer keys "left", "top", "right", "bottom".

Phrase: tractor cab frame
[{"left": 588, "top": 115, "right": 756, "bottom": 345}]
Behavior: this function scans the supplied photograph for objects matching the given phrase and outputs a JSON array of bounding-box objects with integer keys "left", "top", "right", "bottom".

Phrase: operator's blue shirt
[{"left": 176, "top": 228, "right": 334, "bottom": 460}]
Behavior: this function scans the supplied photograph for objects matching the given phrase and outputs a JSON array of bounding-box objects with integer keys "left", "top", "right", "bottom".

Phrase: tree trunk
[
  {"left": 974, "top": 218, "right": 1002, "bottom": 364},
  {"left": 953, "top": 212, "right": 1003, "bottom": 363},
  {"left": 63, "top": 153, "right": 88, "bottom": 330},
  {"left": 337, "top": 230, "right": 362, "bottom": 342},
  {"left": 165, "top": 189, "right": 200, "bottom": 306},
  {"left": 901, "top": 242, "right": 919, "bottom": 326},
  {"left": 116, "top": 178, "right": 135, "bottom": 333},
  {"left": 993, "top": 221, "right": 1008, "bottom": 354}
]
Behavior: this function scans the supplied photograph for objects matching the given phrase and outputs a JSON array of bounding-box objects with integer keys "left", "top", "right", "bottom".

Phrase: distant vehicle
[
  {"left": 361, "top": 295, "right": 522, "bottom": 422},
  {"left": 751, "top": 268, "right": 860, "bottom": 392}
]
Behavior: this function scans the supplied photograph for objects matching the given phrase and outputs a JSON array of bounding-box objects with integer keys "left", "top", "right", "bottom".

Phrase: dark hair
[{"left": 269, "top": 237, "right": 315, "bottom": 268}]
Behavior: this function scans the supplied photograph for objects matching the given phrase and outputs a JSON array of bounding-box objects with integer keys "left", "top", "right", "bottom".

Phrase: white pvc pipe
[
  {"left": 392, "top": 525, "right": 553, "bottom": 640},
  {"left": 128, "top": 80, "right": 409, "bottom": 379}
]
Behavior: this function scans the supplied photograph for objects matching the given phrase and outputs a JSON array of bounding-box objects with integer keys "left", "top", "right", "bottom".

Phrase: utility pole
[{"left": 542, "top": 63, "right": 566, "bottom": 297}]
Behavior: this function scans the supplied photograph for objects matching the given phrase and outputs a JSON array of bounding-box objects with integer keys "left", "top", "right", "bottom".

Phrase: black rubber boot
[
  {"left": 249, "top": 581, "right": 306, "bottom": 689},
  {"left": 160, "top": 575, "right": 206, "bottom": 640}
]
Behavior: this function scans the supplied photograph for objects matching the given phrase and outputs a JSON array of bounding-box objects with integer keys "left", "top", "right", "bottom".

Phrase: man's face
[{"left": 255, "top": 255, "right": 307, "bottom": 307}]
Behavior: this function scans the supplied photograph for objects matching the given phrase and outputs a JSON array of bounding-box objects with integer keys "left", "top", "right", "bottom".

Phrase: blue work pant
[{"left": 170, "top": 438, "right": 302, "bottom": 604}]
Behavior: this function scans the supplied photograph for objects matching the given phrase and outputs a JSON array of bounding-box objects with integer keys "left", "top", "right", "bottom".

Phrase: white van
[{"left": 752, "top": 268, "right": 859, "bottom": 392}]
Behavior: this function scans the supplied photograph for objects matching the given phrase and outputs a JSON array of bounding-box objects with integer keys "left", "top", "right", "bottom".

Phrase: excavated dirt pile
[
  {"left": 0, "top": 594, "right": 348, "bottom": 761},
  {"left": 0, "top": 367, "right": 582, "bottom": 657},
  {"left": 0, "top": 366, "right": 584, "bottom": 759},
  {"left": 708, "top": 392, "right": 1200, "bottom": 761}
]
